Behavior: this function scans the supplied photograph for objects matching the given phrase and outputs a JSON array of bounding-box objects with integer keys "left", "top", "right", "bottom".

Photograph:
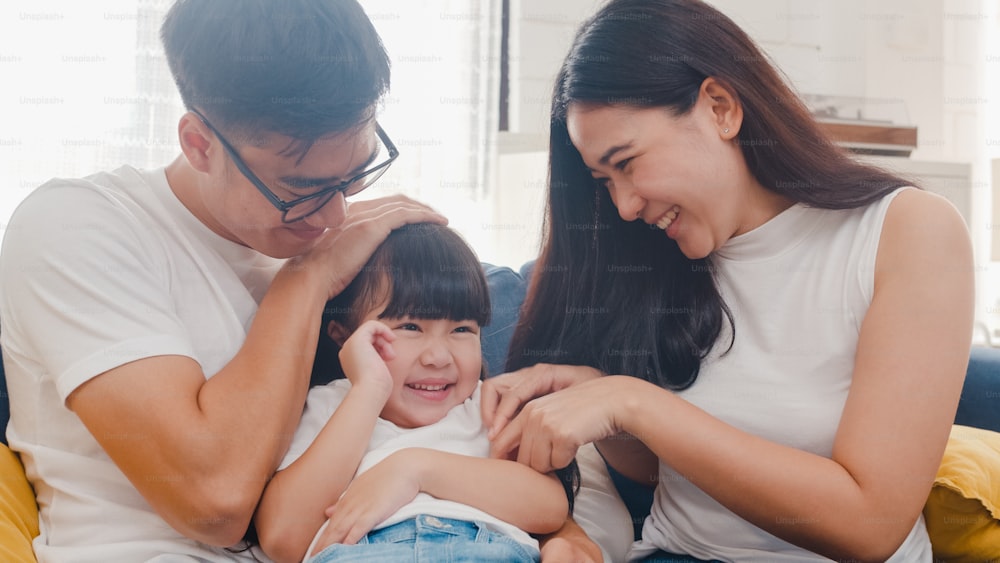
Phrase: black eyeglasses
[{"left": 191, "top": 108, "right": 399, "bottom": 223}]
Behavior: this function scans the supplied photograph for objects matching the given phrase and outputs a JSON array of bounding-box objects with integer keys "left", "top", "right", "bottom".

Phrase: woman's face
[{"left": 566, "top": 94, "right": 774, "bottom": 259}]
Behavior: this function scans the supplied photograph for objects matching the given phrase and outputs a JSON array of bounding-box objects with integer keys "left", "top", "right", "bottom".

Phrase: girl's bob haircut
[{"left": 313, "top": 223, "right": 491, "bottom": 383}]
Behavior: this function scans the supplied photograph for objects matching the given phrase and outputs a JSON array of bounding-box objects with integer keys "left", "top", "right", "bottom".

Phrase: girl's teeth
[{"left": 410, "top": 384, "right": 447, "bottom": 391}]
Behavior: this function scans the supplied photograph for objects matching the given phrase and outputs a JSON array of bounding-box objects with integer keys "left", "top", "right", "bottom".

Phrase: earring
[{"left": 723, "top": 127, "right": 730, "bottom": 134}]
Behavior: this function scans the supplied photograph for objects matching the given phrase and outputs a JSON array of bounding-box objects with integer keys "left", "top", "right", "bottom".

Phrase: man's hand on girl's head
[{"left": 293, "top": 195, "right": 447, "bottom": 301}]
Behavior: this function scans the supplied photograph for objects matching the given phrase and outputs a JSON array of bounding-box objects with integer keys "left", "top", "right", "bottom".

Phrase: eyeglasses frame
[{"left": 190, "top": 108, "right": 399, "bottom": 223}]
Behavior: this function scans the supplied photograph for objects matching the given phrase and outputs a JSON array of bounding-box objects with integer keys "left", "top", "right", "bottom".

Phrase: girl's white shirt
[{"left": 283, "top": 380, "right": 538, "bottom": 560}]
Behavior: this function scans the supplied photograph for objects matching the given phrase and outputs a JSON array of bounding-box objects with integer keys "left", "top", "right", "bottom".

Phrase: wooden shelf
[{"left": 817, "top": 120, "right": 917, "bottom": 156}]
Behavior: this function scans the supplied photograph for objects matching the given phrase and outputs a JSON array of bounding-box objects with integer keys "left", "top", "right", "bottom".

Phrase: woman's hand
[
  {"left": 292, "top": 195, "right": 447, "bottom": 300},
  {"left": 481, "top": 363, "right": 603, "bottom": 440},
  {"left": 308, "top": 451, "right": 421, "bottom": 555},
  {"left": 539, "top": 518, "right": 604, "bottom": 563},
  {"left": 490, "top": 375, "right": 637, "bottom": 473},
  {"left": 339, "top": 320, "right": 396, "bottom": 401}
]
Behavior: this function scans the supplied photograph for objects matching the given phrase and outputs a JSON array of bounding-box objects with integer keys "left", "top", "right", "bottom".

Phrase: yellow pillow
[
  {"left": 923, "top": 425, "right": 1000, "bottom": 563},
  {"left": 0, "top": 443, "right": 37, "bottom": 562}
]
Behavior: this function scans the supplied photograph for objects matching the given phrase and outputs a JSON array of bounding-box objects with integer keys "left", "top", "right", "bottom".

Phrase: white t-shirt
[
  {"left": 628, "top": 188, "right": 933, "bottom": 562},
  {"left": 282, "top": 379, "right": 538, "bottom": 554},
  {"left": 0, "top": 166, "right": 282, "bottom": 562}
]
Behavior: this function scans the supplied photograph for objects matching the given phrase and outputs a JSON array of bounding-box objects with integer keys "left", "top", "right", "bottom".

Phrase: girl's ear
[{"left": 326, "top": 320, "right": 352, "bottom": 346}]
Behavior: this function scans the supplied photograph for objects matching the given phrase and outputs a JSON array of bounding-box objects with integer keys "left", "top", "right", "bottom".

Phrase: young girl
[{"left": 254, "top": 223, "right": 573, "bottom": 563}]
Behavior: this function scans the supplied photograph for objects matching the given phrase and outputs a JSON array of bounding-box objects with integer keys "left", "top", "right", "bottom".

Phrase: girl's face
[
  {"left": 358, "top": 307, "right": 482, "bottom": 429},
  {"left": 565, "top": 85, "right": 789, "bottom": 259}
]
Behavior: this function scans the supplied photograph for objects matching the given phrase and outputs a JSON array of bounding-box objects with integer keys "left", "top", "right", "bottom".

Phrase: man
[{"left": 0, "top": 1, "right": 442, "bottom": 560}]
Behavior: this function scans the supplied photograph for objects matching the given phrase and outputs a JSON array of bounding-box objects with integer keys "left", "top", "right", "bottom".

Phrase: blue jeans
[{"left": 306, "top": 514, "right": 539, "bottom": 563}]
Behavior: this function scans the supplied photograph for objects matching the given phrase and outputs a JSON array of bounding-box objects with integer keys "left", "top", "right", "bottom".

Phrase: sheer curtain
[
  {"left": 0, "top": 0, "right": 502, "bottom": 260},
  {"left": 0, "top": 0, "right": 182, "bottom": 227},
  {"left": 358, "top": 0, "right": 502, "bottom": 260}
]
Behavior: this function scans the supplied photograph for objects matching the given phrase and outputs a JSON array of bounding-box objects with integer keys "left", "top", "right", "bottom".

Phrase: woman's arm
[
  {"left": 494, "top": 190, "right": 974, "bottom": 561},
  {"left": 594, "top": 434, "right": 658, "bottom": 488},
  {"left": 255, "top": 321, "right": 397, "bottom": 563},
  {"left": 313, "top": 448, "right": 569, "bottom": 549},
  {"left": 539, "top": 517, "right": 605, "bottom": 563}
]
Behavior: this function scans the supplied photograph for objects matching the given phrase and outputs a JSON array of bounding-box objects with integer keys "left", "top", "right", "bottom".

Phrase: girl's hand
[
  {"left": 481, "top": 364, "right": 603, "bottom": 440},
  {"left": 339, "top": 319, "right": 396, "bottom": 400},
  {"left": 490, "top": 376, "right": 636, "bottom": 473},
  {"left": 308, "top": 451, "right": 421, "bottom": 553}
]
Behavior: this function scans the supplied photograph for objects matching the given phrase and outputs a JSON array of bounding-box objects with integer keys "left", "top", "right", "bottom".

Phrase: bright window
[{"left": 0, "top": 1, "right": 504, "bottom": 261}]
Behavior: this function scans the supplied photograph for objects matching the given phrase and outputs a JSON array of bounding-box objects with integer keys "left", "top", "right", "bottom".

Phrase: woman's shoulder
[
  {"left": 881, "top": 187, "right": 967, "bottom": 240},
  {"left": 876, "top": 187, "right": 971, "bottom": 274},
  {"left": 884, "top": 186, "right": 960, "bottom": 215}
]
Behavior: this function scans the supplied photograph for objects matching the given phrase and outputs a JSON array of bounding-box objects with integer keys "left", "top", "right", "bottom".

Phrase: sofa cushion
[
  {"left": 955, "top": 347, "right": 1000, "bottom": 433},
  {"left": 0, "top": 349, "right": 7, "bottom": 446},
  {"left": 481, "top": 263, "right": 529, "bottom": 378},
  {"left": 923, "top": 424, "right": 1000, "bottom": 562},
  {"left": 0, "top": 443, "right": 38, "bottom": 561}
]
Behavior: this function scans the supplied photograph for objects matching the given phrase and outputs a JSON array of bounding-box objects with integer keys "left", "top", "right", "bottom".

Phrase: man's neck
[{"left": 164, "top": 156, "right": 239, "bottom": 245}]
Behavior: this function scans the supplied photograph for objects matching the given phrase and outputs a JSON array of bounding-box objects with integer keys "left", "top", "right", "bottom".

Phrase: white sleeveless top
[{"left": 628, "top": 188, "right": 932, "bottom": 562}]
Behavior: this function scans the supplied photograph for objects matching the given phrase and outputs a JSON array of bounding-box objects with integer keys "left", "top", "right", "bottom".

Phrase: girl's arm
[
  {"left": 414, "top": 449, "right": 569, "bottom": 532},
  {"left": 493, "top": 190, "right": 974, "bottom": 561},
  {"left": 314, "top": 447, "right": 569, "bottom": 548},
  {"left": 255, "top": 321, "right": 396, "bottom": 563}
]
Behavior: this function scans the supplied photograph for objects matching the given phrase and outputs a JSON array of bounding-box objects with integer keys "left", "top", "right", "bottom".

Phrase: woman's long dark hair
[{"left": 507, "top": 0, "right": 916, "bottom": 389}]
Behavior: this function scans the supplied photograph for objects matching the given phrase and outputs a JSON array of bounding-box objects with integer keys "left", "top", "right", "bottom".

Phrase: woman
[{"left": 483, "top": 0, "right": 974, "bottom": 561}]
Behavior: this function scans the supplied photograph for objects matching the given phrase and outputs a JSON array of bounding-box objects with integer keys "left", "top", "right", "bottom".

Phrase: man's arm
[
  {"left": 66, "top": 197, "right": 445, "bottom": 547},
  {"left": 67, "top": 265, "right": 327, "bottom": 546}
]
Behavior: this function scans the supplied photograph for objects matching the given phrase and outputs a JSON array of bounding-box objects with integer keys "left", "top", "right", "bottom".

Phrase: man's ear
[
  {"left": 326, "top": 320, "right": 352, "bottom": 346},
  {"left": 177, "top": 112, "right": 216, "bottom": 173}
]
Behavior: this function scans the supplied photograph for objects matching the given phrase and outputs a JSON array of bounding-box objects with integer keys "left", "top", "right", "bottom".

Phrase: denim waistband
[{"left": 366, "top": 515, "right": 483, "bottom": 544}]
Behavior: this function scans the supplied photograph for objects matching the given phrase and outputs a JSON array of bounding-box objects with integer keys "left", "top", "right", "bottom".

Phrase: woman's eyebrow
[{"left": 598, "top": 142, "right": 633, "bottom": 166}]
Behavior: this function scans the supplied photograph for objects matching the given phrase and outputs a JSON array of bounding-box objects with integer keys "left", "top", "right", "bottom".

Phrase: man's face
[{"left": 199, "top": 121, "right": 382, "bottom": 258}]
